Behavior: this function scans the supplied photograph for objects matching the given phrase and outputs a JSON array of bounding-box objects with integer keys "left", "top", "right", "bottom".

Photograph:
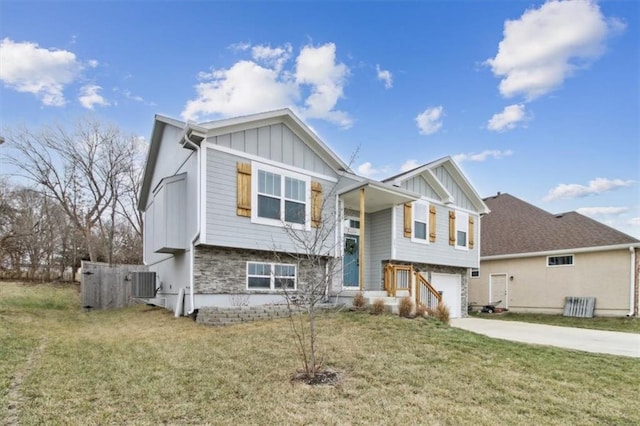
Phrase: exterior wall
[
  {"left": 433, "top": 165, "right": 475, "bottom": 211},
  {"left": 401, "top": 175, "right": 438, "bottom": 199},
  {"left": 472, "top": 249, "right": 634, "bottom": 316},
  {"left": 204, "top": 145, "right": 339, "bottom": 254},
  {"left": 393, "top": 203, "right": 479, "bottom": 268},
  {"left": 193, "top": 245, "right": 333, "bottom": 305},
  {"left": 365, "top": 209, "right": 392, "bottom": 290}
]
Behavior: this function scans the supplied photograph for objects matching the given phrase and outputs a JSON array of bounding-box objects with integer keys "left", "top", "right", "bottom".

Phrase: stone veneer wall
[
  {"left": 382, "top": 260, "right": 469, "bottom": 318},
  {"left": 193, "top": 245, "right": 332, "bottom": 294}
]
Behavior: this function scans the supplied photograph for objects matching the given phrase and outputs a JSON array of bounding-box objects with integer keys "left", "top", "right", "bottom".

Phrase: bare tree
[{"left": 2, "top": 119, "right": 140, "bottom": 266}]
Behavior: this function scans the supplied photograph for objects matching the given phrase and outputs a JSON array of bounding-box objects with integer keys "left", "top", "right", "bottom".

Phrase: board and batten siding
[
  {"left": 393, "top": 203, "right": 478, "bottom": 268},
  {"left": 365, "top": 209, "right": 393, "bottom": 290},
  {"left": 401, "top": 176, "right": 439, "bottom": 200},
  {"left": 433, "top": 165, "right": 475, "bottom": 211},
  {"left": 205, "top": 147, "right": 337, "bottom": 253},
  {"left": 210, "top": 123, "right": 336, "bottom": 177}
]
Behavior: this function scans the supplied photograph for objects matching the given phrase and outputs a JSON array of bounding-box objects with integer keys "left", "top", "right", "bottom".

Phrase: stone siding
[{"left": 196, "top": 304, "right": 337, "bottom": 326}]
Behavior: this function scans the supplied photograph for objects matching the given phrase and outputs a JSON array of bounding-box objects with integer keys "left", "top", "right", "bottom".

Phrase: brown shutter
[
  {"left": 237, "top": 162, "right": 251, "bottom": 217},
  {"left": 404, "top": 203, "right": 412, "bottom": 238},
  {"left": 429, "top": 205, "right": 437, "bottom": 243},
  {"left": 469, "top": 216, "right": 475, "bottom": 249},
  {"left": 311, "top": 181, "right": 323, "bottom": 228},
  {"left": 448, "top": 210, "right": 456, "bottom": 246}
]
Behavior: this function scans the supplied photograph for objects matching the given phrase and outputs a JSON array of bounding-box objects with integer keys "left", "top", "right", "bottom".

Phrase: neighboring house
[
  {"left": 138, "top": 109, "right": 489, "bottom": 318},
  {"left": 469, "top": 193, "right": 640, "bottom": 317}
]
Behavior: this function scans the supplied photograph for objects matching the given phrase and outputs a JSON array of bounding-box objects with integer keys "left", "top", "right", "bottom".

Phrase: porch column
[{"left": 359, "top": 188, "right": 365, "bottom": 291}]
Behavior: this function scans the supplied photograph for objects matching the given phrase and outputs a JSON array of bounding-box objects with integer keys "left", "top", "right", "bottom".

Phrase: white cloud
[
  {"left": 485, "top": 0, "right": 625, "bottom": 100},
  {"left": 544, "top": 177, "right": 635, "bottom": 202},
  {"left": 576, "top": 206, "right": 629, "bottom": 216},
  {"left": 0, "top": 38, "right": 82, "bottom": 106},
  {"left": 182, "top": 42, "right": 351, "bottom": 128},
  {"left": 415, "top": 106, "right": 444, "bottom": 135},
  {"left": 487, "top": 104, "right": 528, "bottom": 132},
  {"left": 356, "top": 161, "right": 391, "bottom": 179},
  {"left": 453, "top": 150, "right": 514, "bottom": 163},
  {"left": 376, "top": 64, "right": 393, "bottom": 89},
  {"left": 400, "top": 159, "right": 420, "bottom": 172},
  {"left": 78, "top": 84, "right": 109, "bottom": 110},
  {"left": 629, "top": 217, "right": 640, "bottom": 227}
]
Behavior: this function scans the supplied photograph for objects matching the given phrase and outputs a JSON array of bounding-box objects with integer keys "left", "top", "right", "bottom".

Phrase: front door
[
  {"left": 490, "top": 273, "right": 508, "bottom": 308},
  {"left": 343, "top": 235, "right": 359, "bottom": 287}
]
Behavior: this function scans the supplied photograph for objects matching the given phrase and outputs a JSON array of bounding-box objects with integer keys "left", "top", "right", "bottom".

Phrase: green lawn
[
  {"left": 474, "top": 312, "right": 640, "bottom": 334},
  {"left": 2, "top": 282, "right": 639, "bottom": 425}
]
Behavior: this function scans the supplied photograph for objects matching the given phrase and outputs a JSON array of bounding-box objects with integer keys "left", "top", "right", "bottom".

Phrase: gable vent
[{"left": 132, "top": 272, "right": 157, "bottom": 298}]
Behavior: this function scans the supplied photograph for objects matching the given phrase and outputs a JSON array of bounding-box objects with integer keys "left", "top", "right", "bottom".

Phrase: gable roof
[
  {"left": 481, "top": 193, "right": 639, "bottom": 257},
  {"left": 383, "top": 156, "right": 489, "bottom": 214}
]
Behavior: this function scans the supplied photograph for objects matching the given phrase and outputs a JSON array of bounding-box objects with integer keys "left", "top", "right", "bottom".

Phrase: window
[
  {"left": 253, "top": 163, "right": 309, "bottom": 228},
  {"left": 411, "top": 200, "right": 429, "bottom": 244},
  {"left": 470, "top": 268, "right": 479, "bottom": 278},
  {"left": 455, "top": 211, "right": 469, "bottom": 249},
  {"left": 247, "top": 262, "right": 297, "bottom": 290},
  {"left": 547, "top": 255, "right": 574, "bottom": 267}
]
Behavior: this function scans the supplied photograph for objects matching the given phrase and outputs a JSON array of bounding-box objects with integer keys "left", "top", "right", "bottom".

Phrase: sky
[{"left": 1, "top": 0, "right": 638, "bottom": 238}]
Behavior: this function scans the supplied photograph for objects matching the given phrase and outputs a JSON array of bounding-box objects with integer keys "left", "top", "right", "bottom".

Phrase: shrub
[
  {"left": 398, "top": 296, "right": 413, "bottom": 318},
  {"left": 371, "top": 299, "right": 385, "bottom": 315},
  {"left": 436, "top": 303, "right": 450, "bottom": 324},
  {"left": 415, "top": 302, "right": 427, "bottom": 318},
  {"left": 352, "top": 292, "right": 366, "bottom": 310}
]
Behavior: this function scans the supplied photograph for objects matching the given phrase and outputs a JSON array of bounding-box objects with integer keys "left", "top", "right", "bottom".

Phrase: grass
[
  {"left": 474, "top": 311, "right": 640, "bottom": 334},
  {"left": 2, "top": 281, "right": 639, "bottom": 425}
]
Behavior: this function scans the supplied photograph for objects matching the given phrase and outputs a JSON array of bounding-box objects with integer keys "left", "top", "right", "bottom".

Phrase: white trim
[
  {"left": 455, "top": 210, "right": 469, "bottom": 251},
  {"left": 246, "top": 261, "right": 297, "bottom": 291},
  {"left": 481, "top": 243, "right": 640, "bottom": 261},
  {"left": 546, "top": 254, "right": 575, "bottom": 267},
  {"left": 200, "top": 143, "right": 207, "bottom": 244},
  {"left": 629, "top": 247, "right": 636, "bottom": 316},
  {"left": 205, "top": 142, "right": 338, "bottom": 183},
  {"left": 489, "top": 273, "right": 509, "bottom": 308},
  {"left": 251, "top": 161, "right": 311, "bottom": 231},
  {"left": 391, "top": 204, "right": 397, "bottom": 259},
  {"left": 343, "top": 215, "right": 361, "bottom": 236},
  {"left": 470, "top": 268, "right": 480, "bottom": 279}
]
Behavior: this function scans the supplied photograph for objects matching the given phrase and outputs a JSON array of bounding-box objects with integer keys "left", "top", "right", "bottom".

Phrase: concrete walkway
[{"left": 450, "top": 318, "right": 640, "bottom": 358}]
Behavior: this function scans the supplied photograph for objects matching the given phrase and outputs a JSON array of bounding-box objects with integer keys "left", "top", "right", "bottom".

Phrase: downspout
[
  {"left": 182, "top": 129, "right": 201, "bottom": 315},
  {"left": 629, "top": 246, "right": 636, "bottom": 317}
]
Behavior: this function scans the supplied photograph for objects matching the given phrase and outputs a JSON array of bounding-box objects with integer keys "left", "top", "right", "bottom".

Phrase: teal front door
[{"left": 343, "top": 235, "right": 359, "bottom": 287}]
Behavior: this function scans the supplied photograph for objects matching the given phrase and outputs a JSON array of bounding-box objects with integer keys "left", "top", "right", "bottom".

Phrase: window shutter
[
  {"left": 468, "top": 216, "right": 475, "bottom": 249},
  {"left": 429, "top": 205, "right": 437, "bottom": 243},
  {"left": 404, "top": 203, "right": 412, "bottom": 237},
  {"left": 237, "top": 162, "right": 251, "bottom": 217},
  {"left": 448, "top": 210, "right": 456, "bottom": 246},
  {"left": 311, "top": 181, "right": 323, "bottom": 228}
]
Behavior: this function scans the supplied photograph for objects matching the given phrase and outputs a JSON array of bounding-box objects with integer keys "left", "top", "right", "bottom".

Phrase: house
[
  {"left": 138, "top": 109, "right": 489, "bottom": 318},
  {"left": 469, "top": 193, "right": 640, "bottom": 317}
]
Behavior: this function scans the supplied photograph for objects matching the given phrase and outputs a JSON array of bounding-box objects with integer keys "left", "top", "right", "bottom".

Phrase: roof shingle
[{"left": 481, "top": 193, "right": 639, "bottom": 257}]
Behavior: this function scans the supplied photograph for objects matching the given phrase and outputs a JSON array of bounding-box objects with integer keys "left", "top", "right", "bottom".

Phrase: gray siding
[
  {"left": 393, "top": 204, "right": 479, "bottom": 268},
  {"left": 366, "top": 209, "right": 392, "bottom": 289},
  {"left": 433, "top": 165, "right": 474, "bottom": 210},
  {"left": 210, "top": 123, "right": 335, "bottom": 177},
  {"left": 205, "top": 148, "right": 338, "bottom": 253},
  {"left": 401, "top": 176, "right": 438, "bottom": 200}
]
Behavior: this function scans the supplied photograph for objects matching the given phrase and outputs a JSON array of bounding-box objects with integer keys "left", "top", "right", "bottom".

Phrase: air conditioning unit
[{"left": 132, "top": 271, "right": 157, "bottom": 298}]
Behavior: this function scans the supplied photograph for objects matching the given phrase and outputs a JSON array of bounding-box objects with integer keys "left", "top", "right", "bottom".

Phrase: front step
[{"left": 363, "top": 293, "right": 413, "bottom": 315}]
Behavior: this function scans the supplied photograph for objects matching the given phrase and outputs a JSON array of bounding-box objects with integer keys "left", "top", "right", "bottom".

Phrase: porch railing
[
  {"left": 415, "top": 272, "right": 442, "bottom": 310},
  {"left": 384, "top": 262, "right": 442, "bottom": 309}
]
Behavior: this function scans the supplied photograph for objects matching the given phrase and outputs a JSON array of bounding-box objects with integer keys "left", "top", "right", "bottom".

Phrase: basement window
[
  {"left": 246, "top": 262, "right": 296, "bottom": 290},
  {"left": 547, "top": 255, "right": 574, "bottom": 267}
]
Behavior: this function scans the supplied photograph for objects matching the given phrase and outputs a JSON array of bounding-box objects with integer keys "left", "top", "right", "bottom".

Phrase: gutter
[{"left": 629, "top": 247, "right": 637, "bottom": 317}]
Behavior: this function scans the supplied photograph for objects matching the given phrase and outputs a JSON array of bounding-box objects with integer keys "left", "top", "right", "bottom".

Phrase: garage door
[{"left": 431, "top": 273, "right": 462, "bottom": 318}]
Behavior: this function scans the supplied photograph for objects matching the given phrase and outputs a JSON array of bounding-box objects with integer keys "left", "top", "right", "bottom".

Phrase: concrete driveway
[{"left": 450, "top": 318, "right": 640, "bottom": 358}]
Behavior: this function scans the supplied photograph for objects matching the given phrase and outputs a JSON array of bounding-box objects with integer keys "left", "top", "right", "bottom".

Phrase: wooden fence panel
[{"left": 81, "top": 261, "right": 147, "bottom": 310}]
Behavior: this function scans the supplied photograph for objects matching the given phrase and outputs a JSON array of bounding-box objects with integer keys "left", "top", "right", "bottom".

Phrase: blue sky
[{"left": 1, "top": 0, "right": 638, "bottom": 238}]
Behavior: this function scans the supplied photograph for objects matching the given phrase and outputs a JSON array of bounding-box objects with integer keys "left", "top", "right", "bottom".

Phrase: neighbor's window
[
  {"left": 247, "top": 262, "right": 297, "bottom": 290},
  {"left": 254, "top": 163, "right": 309, "bottom": 228},
  {"left": 456, "top": 211, "right": 469, "bottom": 249},
  {"left": 547, "top": 255, "right": 574, "bottom": 267},
  {"left": 412, "top": 200, "right": 429, "bottom": 244},
  {"left": 470, "top": 268, "right": 480, "bottom": 278}
]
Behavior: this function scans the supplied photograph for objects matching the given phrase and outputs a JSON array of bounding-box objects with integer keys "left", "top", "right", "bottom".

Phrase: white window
[
  {"left": 246, "top": 262, "right": 297, "bottom": 290},
  {"left": 252, "top": 163, "right": 310, "bottom": 229},
  {"left": 470, "top": 268, "right": 479, "bottom": 278},
  {"left": 456, "top": 211, "right": 469, "bottom": 249},
  {"left": 547, "top": 255, "right": 574, "bottom": 267},
  {"left": 411, "top": 200, "right": 429, "bottom": 244}
]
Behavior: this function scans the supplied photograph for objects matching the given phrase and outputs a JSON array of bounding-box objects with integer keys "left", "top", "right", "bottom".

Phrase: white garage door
[{"left": 431, "top": 273, "right": 462, "bottom": 318}]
